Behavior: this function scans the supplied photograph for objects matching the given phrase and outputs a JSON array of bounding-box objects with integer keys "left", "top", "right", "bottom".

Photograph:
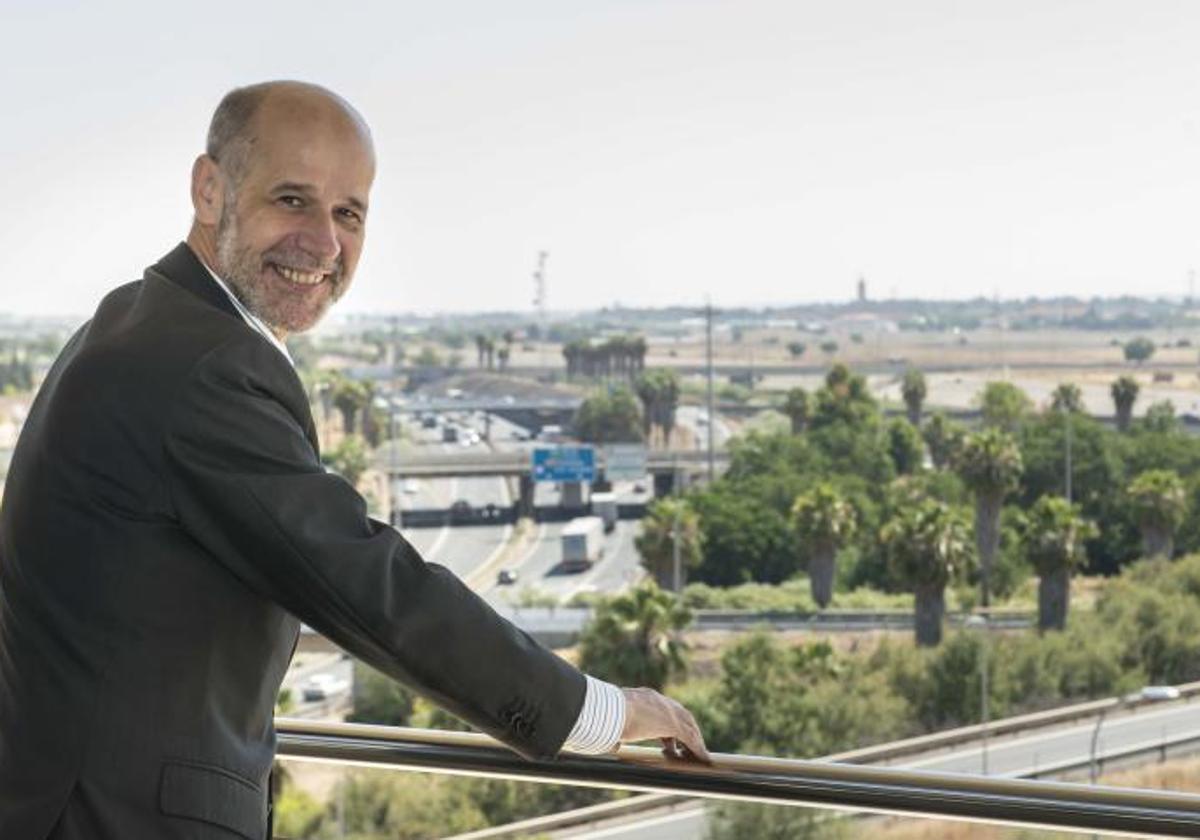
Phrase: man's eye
[
  {"left": 338, "top": 208, "right": 363, "bottom": 224},
  {"left": 279, "top": 196, "right": 304, "bottom": 208}
]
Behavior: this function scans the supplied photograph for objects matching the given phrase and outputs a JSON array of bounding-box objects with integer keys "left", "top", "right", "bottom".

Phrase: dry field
[{"left": 502, "top": 325, "right": 1200, "bottom": 419}]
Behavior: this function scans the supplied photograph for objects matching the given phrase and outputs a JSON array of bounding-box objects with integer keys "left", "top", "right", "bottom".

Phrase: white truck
[
  {"left": 590, "top": 492, "right": 618, "bottom": 533},
  {"left": 560, "top": 516, "right": 605, "bottom": 572}
]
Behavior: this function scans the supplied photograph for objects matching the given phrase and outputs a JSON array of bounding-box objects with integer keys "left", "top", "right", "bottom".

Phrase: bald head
[
  {"left": 189, "top": 80, "right": 376, "bottom": 338},
  {"left": 206, "top": 81, "right": 374, "bottom": 186}
]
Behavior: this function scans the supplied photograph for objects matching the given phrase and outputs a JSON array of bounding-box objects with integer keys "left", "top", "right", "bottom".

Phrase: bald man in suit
[{"left": 0, "top": 81, "right": 707, "bottom": 840}]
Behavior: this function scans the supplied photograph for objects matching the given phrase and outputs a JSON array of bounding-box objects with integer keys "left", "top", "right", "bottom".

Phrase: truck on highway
[
  {"left": 590, "top": 492, "right": 618, "bottom": 533},
  {"left": 560, "top": 516, "right": 605, "bottom": 572}
]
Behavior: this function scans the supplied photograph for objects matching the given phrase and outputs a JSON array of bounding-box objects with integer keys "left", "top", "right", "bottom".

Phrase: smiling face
[{"left": 191, "top": 87, "right": 375, "bottom": 336}]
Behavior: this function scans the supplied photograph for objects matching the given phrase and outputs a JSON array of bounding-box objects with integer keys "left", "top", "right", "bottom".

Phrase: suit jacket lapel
[
  {"left": 150, "top": 242, "right": 241, "bottom": 320},
  {"left": 148, "top": 242, "right": 322, "bottom": 455}
]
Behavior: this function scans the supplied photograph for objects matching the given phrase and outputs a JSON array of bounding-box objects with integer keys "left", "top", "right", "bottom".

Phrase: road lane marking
[
  {"left": 423, "top": 475, "right": 459, "bottom": 563},
  {"left": 561, "top": 805, "right": 706, "bottom": 839},
  {"left": 902, "top": 702, "right": 1198, "bottom": 771}
]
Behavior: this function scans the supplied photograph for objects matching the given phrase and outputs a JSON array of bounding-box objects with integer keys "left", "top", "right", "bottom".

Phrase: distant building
[{"left": 857, "top": 276, "right": 867, "bottom": 303}]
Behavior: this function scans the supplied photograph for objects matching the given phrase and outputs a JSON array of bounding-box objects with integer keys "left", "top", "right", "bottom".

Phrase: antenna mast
[{"left": 532, "top": 251, "right": 548, "bottom": 322}]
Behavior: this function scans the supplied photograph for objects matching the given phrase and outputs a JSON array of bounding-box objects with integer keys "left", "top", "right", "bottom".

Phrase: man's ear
[{"left": 191, "top": 154, "right": 225, "bottom": 226}]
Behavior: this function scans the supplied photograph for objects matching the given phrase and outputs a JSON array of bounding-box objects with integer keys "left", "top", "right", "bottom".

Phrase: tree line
[{"left": 638, "top": 363, "right": 1200, "bottom": 645}]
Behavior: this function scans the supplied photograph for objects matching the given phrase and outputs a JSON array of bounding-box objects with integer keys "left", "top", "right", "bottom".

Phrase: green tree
[
  {"left": 573, "top": 387, "right": 644, "bottom": 444},
  {"left": 347, "top": 661, "right": 416, "bottom": 726},
  {"left": 1124, "top": 336, "right": 1156, "bottom": 364},
  {"left": 1111, "top": 375, "right": 1140, "bottom": 432},
  {"left": 413, "top": 345, "right": 442, "bottom": 367},
  {"left": 819, "top": 340, "right": 839, "bottom": 355},
  {"left": 954, "top": 428, "right": 1023, "bottom": 606},
  {"left": 786, "top": 341, "right": 807, "bottom": 359},
  {"left": 1140, "top": 399, "right": 1179, "bottom": 434},
  {"left": 882, "top": 500, "right": 974, "bottom": 646},
  {"left": 322, "top": 435, "right": 369, "bottom": 486},
  {"left": 810, "top": 363, "right": 876, "bottom": 431},
  {"left": 977, "top": 381, "right": 1032, "bottom": 432},
  {"left": 791, "top": 483, "right": 857, "bottom": 608},
  {"left": 921, "top": 411, "right": 964, "bottom": 470},
  {"left": 1128, "top": 469, "right": 1187, "bottom": 558},
  {"left": 577, "top": 581, "right": 692, "bottom": 690},
  {"left": 782, "top": 387, "right": 810, "bottom": 434},
  {"left": 1022, "top": 496, "right": 1097, "bottom": 632},
  {"left": 886, "top": 417, "right": 925, "bottom": 475},
  {"left": 1049, "top": 382, "right": 1084, "bottom": 414},
  {"left": 635, "top": 498, "right": 704, "bottom": 591},
  {"left": 901, "top": 368, "right": 928, "bottom": 426},
  {"left": 691, "top": 483, "right": 800, "bottom": 585}
]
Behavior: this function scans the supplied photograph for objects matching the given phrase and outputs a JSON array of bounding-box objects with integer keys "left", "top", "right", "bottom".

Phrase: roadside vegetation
[{"left": 275, "top": 361, "right": 1200, "bottom": 837}]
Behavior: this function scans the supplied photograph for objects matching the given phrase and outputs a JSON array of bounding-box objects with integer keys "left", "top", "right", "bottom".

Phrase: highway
[
  {"left": 390, "top": 409, "right": 647, "bottom": 605},
  {"left": 543, "top": 699, "right": 1200, "bottom": 840}
]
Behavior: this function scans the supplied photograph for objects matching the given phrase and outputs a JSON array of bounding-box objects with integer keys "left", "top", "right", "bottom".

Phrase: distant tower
[
  {"left": 857, "top": 275, "right": 867, "bottom": 303},
  {"left": 532, "top": 251, "right": 548, "bottom": 319}
]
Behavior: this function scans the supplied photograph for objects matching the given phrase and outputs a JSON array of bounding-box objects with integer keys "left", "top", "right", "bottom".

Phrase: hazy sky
[{"left": 6, "top": 1, "right": 1200, "bottom": 317}]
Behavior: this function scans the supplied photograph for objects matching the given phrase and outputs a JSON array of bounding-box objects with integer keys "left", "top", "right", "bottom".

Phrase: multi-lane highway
[{"left": 390, "top": 409, "right": 648, "bottom": 605}]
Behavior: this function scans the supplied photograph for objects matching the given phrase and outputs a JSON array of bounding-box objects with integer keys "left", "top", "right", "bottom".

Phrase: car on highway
[
  {"left": 496, "top": 569, "right": 518, "bottom": 585},
  {"left": 1141, "top": 686, "right": 1181, "bottom": 701},
  {"left": 450, "top": 500, "right": 472, "bottom": 516},
  {"left": 301, "top": 673, "right": 350, "bottom": 702}
]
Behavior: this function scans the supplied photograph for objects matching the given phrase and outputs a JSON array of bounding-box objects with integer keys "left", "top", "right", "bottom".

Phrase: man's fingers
[{"left": 675, "top": 719, "right": 713, "bottom": 764}]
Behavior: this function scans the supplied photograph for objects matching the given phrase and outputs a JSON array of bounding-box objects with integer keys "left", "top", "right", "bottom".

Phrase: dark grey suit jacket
[{"left": 0, "top": 244, "right": 585, "bottom": 839}]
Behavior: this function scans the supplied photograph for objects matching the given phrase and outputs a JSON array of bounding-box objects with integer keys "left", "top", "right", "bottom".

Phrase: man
[{"left": 0, "top": 81, "right": 708, "bottom": 840}]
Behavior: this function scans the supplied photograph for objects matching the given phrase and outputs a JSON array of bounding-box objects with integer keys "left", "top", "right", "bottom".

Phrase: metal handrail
[{"left": 275, "top": 719, "right": 1200, "bottom": 838}]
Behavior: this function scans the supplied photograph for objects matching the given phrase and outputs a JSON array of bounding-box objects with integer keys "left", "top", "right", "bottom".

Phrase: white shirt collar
[{"left": 200, "top": 262, "right": 294, "bottom": 367}]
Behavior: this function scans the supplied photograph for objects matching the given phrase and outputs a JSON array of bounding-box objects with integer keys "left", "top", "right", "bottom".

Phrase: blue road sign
[{"left": 531, "top": 446, "right": 596, "bottom": 482}]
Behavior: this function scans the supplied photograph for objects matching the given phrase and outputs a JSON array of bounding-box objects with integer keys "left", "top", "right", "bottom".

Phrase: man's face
[{"left": 214, "top": 102, "right": 375, "bottom": 336}]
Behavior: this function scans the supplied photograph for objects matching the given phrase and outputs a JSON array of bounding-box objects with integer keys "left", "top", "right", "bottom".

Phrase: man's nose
[{"left": 298, "top": 210, "right": 341, "bottom": 265}]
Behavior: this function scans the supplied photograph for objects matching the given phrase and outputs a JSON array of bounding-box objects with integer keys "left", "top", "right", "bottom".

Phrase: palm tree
[
  {"left": 1111, "top": 375, "right": 1139, "bottom": 432},
  {"left": 629, "top": 335, "right": 648, "bottom": 378},
  {"left": 635, "top": 498, "right": 704, "bottom": 590},
  {"left": 1050, "top": 382, "right": 1084, "bottom": 414},
  {"left": 954, "top": 428, "right": 1023, "bottom": 607},
  {"left": 635, "top": 374, "right": 659, "bottom": 443},
  {"left": 331, "top": 377, "right": 371, "bottom": 435},
  {"left": 901, "top": 369, "right": 928, "bottom": 426},
  {"left": 1022, "top": 496, "right": 1097, "bottom": 631},
  {"left": 635, "top": 369, "right": 681, "bottom": 446},
  {"left": 782, "top": 387, "right": 810, "bottom": 434},
  {"left": 922, "top": 412, "right": 964, "bottom": 470},
  {"left": 1128, "top": 469, "right": 1188, "bottom": 558},
  {"left": 577, "top": 581, "right": 692, "bottom": 690},
  {"left": 474, "top": 333, "right": 488, "bottom": 368},
  {"left": 882, "top": 499, "right": 973, "bottom": 647},
  {"left": 791, "top": 484, "right": 857, "bottom": 608},
  {"left": 978, "top": 381, "right": 1032, "bottom": 432}
]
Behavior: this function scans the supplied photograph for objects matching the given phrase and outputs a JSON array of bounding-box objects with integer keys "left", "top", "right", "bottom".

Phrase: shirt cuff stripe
[{"left": 561, "top": 675, "right": 626, "bottom": 755}]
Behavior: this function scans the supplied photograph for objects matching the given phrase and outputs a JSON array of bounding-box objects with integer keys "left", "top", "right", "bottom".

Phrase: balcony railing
[{"left": 275, "top": 719, "right": 1200, "bottom": 838}]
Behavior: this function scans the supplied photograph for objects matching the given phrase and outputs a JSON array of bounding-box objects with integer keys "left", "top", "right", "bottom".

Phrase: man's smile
[{"left": 268, "top": 262, "right": 329, "bottom": 287}]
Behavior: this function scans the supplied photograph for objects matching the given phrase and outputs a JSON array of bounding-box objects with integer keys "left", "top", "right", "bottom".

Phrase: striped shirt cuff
[{"left": 560, "top": 675, "right": 626, "bottom": 755}]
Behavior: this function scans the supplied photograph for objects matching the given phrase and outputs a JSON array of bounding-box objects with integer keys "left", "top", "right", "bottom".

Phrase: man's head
[{"left": 188, "top": 81, "right": 376, "bottom": 337}]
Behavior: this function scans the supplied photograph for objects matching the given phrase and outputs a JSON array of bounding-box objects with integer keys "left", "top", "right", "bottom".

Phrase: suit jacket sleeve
[{"left": 160, "top": 334, "right": 585, "bottom": 760}]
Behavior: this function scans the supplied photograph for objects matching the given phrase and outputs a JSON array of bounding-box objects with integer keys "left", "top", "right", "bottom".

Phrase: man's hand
[{"left": 619, "top": 686, "right": 712, "bottom": 764}]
